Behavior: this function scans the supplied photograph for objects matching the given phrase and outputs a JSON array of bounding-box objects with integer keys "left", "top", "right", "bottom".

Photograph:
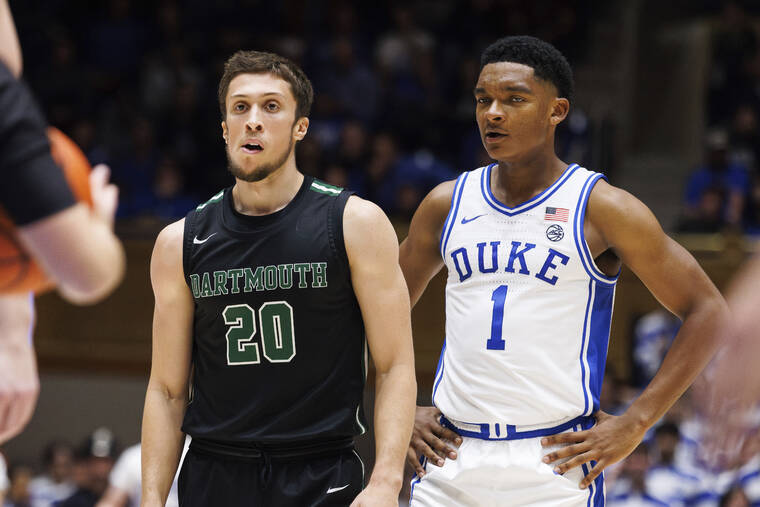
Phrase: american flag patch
[{"left": 544, "top": 207, "right": 569, "bottom": 222}]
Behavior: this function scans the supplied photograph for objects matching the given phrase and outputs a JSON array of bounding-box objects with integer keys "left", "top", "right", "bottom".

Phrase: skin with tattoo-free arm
[
  {"left": 343, "top": 196, "right": 417, "bottom": 506},
  {"left": 541, "top": 180, "right": 728, "bottom": 489},
  {"left": 140, "top": 220, "right": 193, "bottom": 507},
  {"left": 397, "top": 181, "right": 465, "bottom": 477}
]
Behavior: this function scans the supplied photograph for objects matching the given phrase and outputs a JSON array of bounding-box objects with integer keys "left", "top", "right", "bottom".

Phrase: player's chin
[
  {"left": 228, "top": 161, "right": 271, "bottom": 182},
  {"left": 482, "top": 144, "right": 512, "bottom": 161}
]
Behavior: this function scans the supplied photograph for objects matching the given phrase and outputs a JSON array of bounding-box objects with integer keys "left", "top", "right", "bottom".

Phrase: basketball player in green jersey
[{"left": 141, "top": 51, "right": 416, "bottom": 506}]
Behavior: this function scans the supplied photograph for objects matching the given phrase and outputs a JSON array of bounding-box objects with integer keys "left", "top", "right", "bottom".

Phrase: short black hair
[{"left": 480, "top": 36, "right": 573, "bottom": 102}]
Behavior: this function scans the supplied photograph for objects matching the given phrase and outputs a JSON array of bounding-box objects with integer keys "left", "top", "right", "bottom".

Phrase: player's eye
[
  {"left": 265, "top": 102, "right": 280, "bottom": 112},
  {"left": 511, "top": 96, "right": 525, "bottom": 103},
  {"left": 476, "top": 97, "right": 491, "bottom": 104},
  {"left": 233, "top": 102, "right": 247, "bottom": 112}
]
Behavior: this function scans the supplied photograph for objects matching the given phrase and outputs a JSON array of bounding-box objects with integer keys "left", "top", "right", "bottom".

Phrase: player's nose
[
  {"left": 484, "top": 101, "right": 505, "bottom": 122},
  {"left": 245, "top": 106, "right": 264, "bottom": 132}
]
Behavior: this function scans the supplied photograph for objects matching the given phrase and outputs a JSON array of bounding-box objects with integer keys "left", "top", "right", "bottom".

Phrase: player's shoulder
[
  {"left": 343, "top": 195, "right": 392, "bottom": 238},
  {"left": 426, "top": 178, "right": 458, "bottom": 207},
  {"left": 155, "top": 218, "right": 185, "bottom": 247},
  {"left": 152, "top": 218, "right": 185, "bottom": 267},
  {"left": 586, "top": 177, "right": 653, "bottom": 223}
]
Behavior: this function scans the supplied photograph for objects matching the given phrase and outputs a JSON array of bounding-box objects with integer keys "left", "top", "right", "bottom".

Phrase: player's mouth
[
  {"left": 484, "top": 130, "right": 508, "bottom": 143},
  {"left": 241, "top": 140, "right": 264, "bottom": 154}
]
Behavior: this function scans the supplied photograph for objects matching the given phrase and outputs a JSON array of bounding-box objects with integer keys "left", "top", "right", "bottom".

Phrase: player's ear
[
  {"left": 221, "top": 121, "right": 228, "bottom": 144},
  {"left": 549, "top": 98, "right": 569, "bottom": 126},
  {"left": 293, "top": 117, "right": 309, "bottom": 141}
]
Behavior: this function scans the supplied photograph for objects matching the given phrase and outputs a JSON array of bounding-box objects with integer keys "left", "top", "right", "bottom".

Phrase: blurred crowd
[
  {"left": 601, "top": 309, "right": 760, "bottom": 506},
  {"left": 602, "top": 374, "right": 760, "bottom": 507},
  {"left": 12, "top": 0, "right": 595, "bottom": 222},
  {"left": 679, "top": 1, "right": 760, "bottom": 235}
]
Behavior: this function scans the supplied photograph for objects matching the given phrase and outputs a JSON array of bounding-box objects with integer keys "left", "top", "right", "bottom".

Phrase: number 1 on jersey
[{"left": 486, "top": 285, "right": 508, "bottom": 350}]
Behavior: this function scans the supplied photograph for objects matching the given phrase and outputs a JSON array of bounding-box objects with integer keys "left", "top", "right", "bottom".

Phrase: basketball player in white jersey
[{"left": 400, "top": 35, "right": 727, "bottom": 505}]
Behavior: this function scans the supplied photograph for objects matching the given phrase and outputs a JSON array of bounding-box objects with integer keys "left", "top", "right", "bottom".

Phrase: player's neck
[
  {"left": 232, "top": 159, "right": 304, "bottom": 216},
  {"left": 492, "top": 150, "right": 567, "bottom": 208}
]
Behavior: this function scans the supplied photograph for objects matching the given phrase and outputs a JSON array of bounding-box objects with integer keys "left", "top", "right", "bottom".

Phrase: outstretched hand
[
  {"left": 541, "top": 411, "right": 646, "bottom": 489},
  {"left": 406, "top": 406, "right": 461, "bottom": 477}
]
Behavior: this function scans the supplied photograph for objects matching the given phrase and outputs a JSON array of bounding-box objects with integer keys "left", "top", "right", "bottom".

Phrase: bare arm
[
  {"left": 591, "top": 181, "right": 726, "bottom": 427},
  {"left": 397, "top": 181, "right": 465, "bottom": 476},
  {"left": 343, "top": 197, "right": 416, "bottom": 505},
  {"left": 141, "top": 219, "right": 193, "bottom": 507},
  {"left": 0, "top": 294, "right": 38, "bottom": 444},
  {"left": 17, "top": 165, "right": 125, "bottom": 305},
  {"left": 0, "top": 0, "right": 21, "bottom": 77},
  {"left": 398, "top": 180, "right": 455, "bottom": 306},
  {"left": 543, "top": 180, "right": 727, "bottom": 488}
]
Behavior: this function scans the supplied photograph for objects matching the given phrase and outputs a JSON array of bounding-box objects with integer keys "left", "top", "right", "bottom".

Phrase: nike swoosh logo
[
  {"left": 326, "top": 484, "right": 349, "bottom": 494},
  {"left": 193, "top": 233, "right": 217, "bottom": 244},
  {"left": 461, "top": 214, "right": 485, "bottom": 224}
]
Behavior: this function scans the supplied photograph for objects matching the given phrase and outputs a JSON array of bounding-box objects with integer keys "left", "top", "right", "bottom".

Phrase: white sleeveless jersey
[{"left": 435, "top": 163, "right": 618, "bottom": 430}]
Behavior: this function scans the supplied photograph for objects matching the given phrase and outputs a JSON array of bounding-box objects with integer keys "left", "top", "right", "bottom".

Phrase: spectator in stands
[
  {"left": 57, "top": 429, "right": 117, "bottom": 507},
  {"left": 5, "top": 463, "right": 33, "bottom": 507},
  {"left": 28, "top": 442, "right": 75, "bottom": 507},
  {"left": 646, "top": 422, "right": 705, "bottom": 506},
  {"left": 608, "top": 444, "right": 667, "bottom": 506},
  {"left": 680, "top": 129, "right": 749, "bottom": 232}
]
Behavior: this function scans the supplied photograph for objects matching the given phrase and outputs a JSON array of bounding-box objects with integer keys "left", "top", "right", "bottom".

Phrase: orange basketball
[{"left": 0, "top": 127, "right": 93, "bottom": 293}]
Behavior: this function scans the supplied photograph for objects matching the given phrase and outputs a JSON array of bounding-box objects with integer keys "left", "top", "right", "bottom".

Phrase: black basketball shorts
[{"left": 178, "top": 444, "right": 365, "bottom": 506}]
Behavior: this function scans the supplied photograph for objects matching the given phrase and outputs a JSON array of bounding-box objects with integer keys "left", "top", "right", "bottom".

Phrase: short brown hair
[{"left": 217, "top": 50, "right": 314, "bottom": 120}]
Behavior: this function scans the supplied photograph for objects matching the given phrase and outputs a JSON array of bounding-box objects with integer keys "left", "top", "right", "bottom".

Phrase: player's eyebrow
[
  {"left": 503, "top": 84, "right": 533, "bottom": 94},
  {"left": 473, "top": 85, "right": 533, "bottom": 95},
  {"left": 230, "top": 92, "right": 286, "bottom": 99}
]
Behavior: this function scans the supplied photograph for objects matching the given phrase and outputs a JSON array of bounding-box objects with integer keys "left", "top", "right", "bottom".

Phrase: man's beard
[{"left": 226, "top": 136, "right": 294, "bottom": 182}]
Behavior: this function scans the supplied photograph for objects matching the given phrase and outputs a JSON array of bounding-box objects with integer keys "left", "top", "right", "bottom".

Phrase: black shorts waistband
[{"left": 189, "top": 436, "right": 355, "bottom": 461}]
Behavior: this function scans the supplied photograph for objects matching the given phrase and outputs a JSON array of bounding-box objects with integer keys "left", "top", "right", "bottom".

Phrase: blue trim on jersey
[
  {"left": 580, "top": 280, "right": 593, "bottom": 415},
  {"left": 408, "top": 457, "right": 426, "bottom": 505},
  {"left": 480, "top": 163, "right": 580, "bottom": 217},
  {"left": 589, "top": 282, "right": 615, "bottom": 412},
  {"left": 573, "top": 173, "right": 619, "bottom": 285},
  {"left": 439, "top": 414, "right": 594, "bottom": 441},
  {"left": 580, "top": 461, "right": 605, "bottom": 507},
  {"left": 581, "top": 462, "right": 591, "bottom": 506},
  {"left": 431, "top": 339, "right": 447, "bottom": 406},
  {"left": 439, "top": 172, "right": 469, "bottom": 258}
]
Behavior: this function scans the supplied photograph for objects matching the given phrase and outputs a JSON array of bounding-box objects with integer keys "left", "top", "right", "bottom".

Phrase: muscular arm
[
  {"left": 141, "top": 220, "right": 193, "bottom": 506},
  {"left": 398, "top": 180, "right": 455, "bottom": 306},
  {"left": 398, "top": 181, "right": 465, "bottom": 476},
  {"left": 591, "top": 180, "right": 726, "bottom": 427},
  {"left": 543, "top": 180, "right": 727, "bottom": 487},
  {"left": 343, "top": 197, "right": 416, "bottom": 503}
]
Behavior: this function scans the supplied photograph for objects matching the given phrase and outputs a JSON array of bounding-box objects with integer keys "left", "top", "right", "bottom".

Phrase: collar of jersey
[
  {"left": 221, "top": 174, "right": 312, "bottom": 234},
  {"left": 480, "top": 162, "right": 580, "bottom": 216}
]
